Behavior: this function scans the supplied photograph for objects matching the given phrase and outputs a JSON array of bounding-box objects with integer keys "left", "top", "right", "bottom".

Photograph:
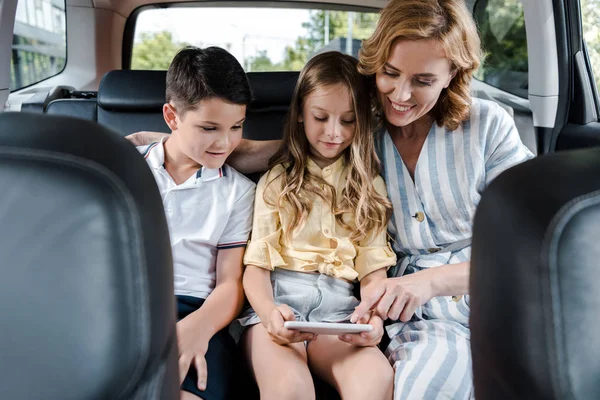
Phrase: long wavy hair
[
  {"left": 266, "top": 51, "right": 392, "bottom": 243},
  {"left": 358, "top": 0, "right": 483, "bottom": 131}
]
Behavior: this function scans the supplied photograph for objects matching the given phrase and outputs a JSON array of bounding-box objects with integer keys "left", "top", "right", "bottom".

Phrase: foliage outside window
[
  {"left": 131, "top": 8, "right": 379, "bottom": 72},
  {"left": 581, "top": 0, "right": 600, "bottom": 92},
  {"left": 473, "top": 0, "right": 528, "bottom": 98},
  {"left": 10, "top": 0, "right": 67, "bottom": 91}
]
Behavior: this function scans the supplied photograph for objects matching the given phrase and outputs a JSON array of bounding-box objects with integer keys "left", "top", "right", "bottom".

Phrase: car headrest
[
  {"left": 471, "top": 148, "right": 600, "bottom": 399},
  {"left": 247, "top": 71, "right": 299, "bottom": 109},
  {"left": 0, "top": 112, "right": 179, "bottom": 399},
  {"left": 97, "top": 69, "right": 300, "bottom": 112},
  {"left": 98, "top": 70, "right": 166, "bottom": 111}
]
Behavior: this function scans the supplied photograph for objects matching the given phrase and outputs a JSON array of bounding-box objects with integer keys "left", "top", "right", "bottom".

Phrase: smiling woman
[{"left": 350, "top": 0, "right": 535, "bottom": 399}]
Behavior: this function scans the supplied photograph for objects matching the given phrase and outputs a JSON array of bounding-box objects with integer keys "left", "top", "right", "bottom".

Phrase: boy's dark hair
[{"left": 166, "top": 46, "right": 252, "bottom": 113}]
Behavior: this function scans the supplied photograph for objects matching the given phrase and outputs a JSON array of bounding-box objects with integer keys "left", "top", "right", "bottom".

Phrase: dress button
[
  {"left": 324, "top": 229, "right": 329, "bottom": 234},
  {"left": 414, "top": 212, "right": 425, "bottom": 222},
  {"left": 428, "top": 248, "right": 441, "bottom": 253}
]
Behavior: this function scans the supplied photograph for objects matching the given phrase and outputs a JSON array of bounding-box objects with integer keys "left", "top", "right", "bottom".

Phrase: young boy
[{"left": 138, "top": 46, "right": 255, "bottom": 400}]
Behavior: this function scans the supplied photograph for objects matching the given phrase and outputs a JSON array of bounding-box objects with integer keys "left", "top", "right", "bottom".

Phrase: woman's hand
[
  {"left": 338, "top": 312, "right": 385, "bottom": 347},
  {"left": 265, "top": 304, "right": 317, "bottom": 345},
  {"left": 176, "top": 318, "right": 210, "bottom": 390},
  {"left": 352, "top": 269, "right": 436, "bottom": 323},
  {"left": 125, "top": 131, "right": 168, "bottom": 146}
]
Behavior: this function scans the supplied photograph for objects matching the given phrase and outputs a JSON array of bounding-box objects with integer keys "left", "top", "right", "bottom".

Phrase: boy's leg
[
  {"left": 242, "top": 323, "right": 315, "bottom": 400},
  {"left": 180, "top": 328, "right": 235, "bottom": 400},
  {"left": 307, "top": 335, "right": 393, "bottom": 400}
]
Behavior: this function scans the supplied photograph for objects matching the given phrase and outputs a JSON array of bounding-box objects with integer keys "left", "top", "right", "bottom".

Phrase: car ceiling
[{"left": 69, "top": 0, "right": 392, "bottom": 18}]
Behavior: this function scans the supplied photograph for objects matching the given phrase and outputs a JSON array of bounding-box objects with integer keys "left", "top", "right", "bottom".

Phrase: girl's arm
[
  {"left": 243, "top": 265, "right": 316, "bottom": 345},
  {"left": 243, "top": 265, "right": 277, "bottom": 323}
]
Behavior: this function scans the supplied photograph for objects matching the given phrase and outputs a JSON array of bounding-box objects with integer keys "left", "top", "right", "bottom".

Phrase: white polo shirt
[{"left": 138, "top": 139, "right": 255, "bottom": 299}]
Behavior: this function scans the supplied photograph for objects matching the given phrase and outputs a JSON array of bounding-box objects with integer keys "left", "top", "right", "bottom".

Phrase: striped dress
[{"left": 375, "top": 98, "right": 533, "bottom": 400}]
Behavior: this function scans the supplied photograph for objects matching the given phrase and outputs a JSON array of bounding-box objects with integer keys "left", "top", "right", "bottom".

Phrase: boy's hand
[
  {"left": 176, "top": 319, "right": 209, "bottom": 391},
  {"left": 338, "top": 312, "right": 384, "bottom": 347},
  {"left": 125, "top": 131, "right": 168, "bottom": 146},
  {"left": 265, "top": 304, "right": 317, "bottom": 345}
]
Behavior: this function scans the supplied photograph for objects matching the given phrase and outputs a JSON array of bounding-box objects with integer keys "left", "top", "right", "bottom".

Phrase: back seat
[{"left": 45, "top": 70, "right": 298, "bottom": 141}]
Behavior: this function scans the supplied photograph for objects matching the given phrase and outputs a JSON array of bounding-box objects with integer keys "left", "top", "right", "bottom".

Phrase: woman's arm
[
  {"left": 227, "top": 139, "right": 281, "bottom": 174},
  {"left": 126, "top": 132, "right": 281, "bottom": 175},
  {"left": 352, "top": 261, "right": 470, "bottom": 323}
]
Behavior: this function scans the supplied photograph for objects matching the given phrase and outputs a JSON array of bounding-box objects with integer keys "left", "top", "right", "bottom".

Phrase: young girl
[{"left": 239, "top": 52, "right": 396, "bottom": 400}]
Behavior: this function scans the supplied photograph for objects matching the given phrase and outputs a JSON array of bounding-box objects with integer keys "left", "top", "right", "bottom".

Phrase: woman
[
  {"left": 349, "top": 1, "right": 532, "bottom": 398},
  {"left": 128, "top": 1, "right": 533, "bottom": 397}
]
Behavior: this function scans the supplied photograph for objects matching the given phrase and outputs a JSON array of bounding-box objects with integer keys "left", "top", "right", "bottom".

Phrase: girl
[{"left": 239, "top": 51, "right": 396, "bottom": 400}]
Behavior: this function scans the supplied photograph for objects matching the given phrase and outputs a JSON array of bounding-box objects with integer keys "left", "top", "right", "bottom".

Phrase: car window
[
  {"left": 581, "top": 0, "right": 600, "bottom": 92},
  {"left": 473, "top": 0, "right": 528, "bottom": 98},
  {"left": 10, "top": 0, "right": 67, "bottom": 92},
  {"left": 130, "top": 7, "right": 379, "bottom": 71}
]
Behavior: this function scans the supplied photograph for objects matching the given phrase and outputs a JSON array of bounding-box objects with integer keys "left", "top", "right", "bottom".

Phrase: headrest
[
  {"left": 98, "top": 70, "right": 167, "bottom": 111},
  {"left": 0, "top": 112, "right": 178, "bottom": 399},
  {"left": 247, "top": 71, "right": 299, "bottom": 108},
  {"left": 97, "top": 69, "right": 300, "bottom": 112},
  {"left": 471, "top": 147, "right": 600, "bottom": 399}
]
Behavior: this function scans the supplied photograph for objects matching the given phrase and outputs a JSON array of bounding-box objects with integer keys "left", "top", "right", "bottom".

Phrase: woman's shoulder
[{"left": 467, "top": 97, "right": 514, "bottom": 127}]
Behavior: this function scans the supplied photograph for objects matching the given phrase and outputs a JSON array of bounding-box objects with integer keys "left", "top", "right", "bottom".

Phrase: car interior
[{"left": 1, "top": 0, "right": 600, "bottom": 399}]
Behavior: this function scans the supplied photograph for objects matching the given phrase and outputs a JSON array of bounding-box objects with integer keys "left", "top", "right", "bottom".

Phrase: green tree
[
  {"left": 472, "top": 0, "right": 528, "bottom": 96},
  {"left": 581, "top": 0, "right": 600, "bottom": 91},
  {"left": 282, "top": 11, "right": 379, "bottom": 70},
  {"left": 131, "top": 31, "right": 191, "bottom": 70},
  {"left": 248, "top": 50, "right": 279, "bottom": 72}
]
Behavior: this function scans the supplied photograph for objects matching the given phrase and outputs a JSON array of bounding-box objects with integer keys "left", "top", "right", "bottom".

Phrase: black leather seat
[
  {"left": 94, "top": 70, "right": 298, "bottom": 139},
  {"left": 97, "top": 70, "right": 170, "bottom": 136},
  {"left": 46, "top": 98, "right": 98, "bottom": 121},
  {"left": 471, "top": 148, "right": 600, "bottom": 399},
  {"left": 0, "top": 112, "right": 179, "bottom": 400}
]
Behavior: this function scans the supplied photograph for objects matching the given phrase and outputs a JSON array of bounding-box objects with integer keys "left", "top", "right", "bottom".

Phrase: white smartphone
[{"left": 283, "top": 321, "right": 373, "bottom": 335}]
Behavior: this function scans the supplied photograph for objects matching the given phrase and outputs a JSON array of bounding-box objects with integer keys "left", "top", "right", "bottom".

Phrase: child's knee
[{"left": 261, "top": 370, "right": 314, "bottom": 400}]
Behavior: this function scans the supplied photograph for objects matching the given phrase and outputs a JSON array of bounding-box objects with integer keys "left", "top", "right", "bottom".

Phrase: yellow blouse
[{"left": 243, "top": 157, "right": 396, "bottom": 282}]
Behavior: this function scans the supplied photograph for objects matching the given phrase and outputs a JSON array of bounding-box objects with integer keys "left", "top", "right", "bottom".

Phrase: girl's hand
[
  {"left": 265, "top": 304, "right": 317, "bottom": 345},
  {"left": 125, "top": 131, "right": 168, "bottom": 146},
  {"left": 352, "top": 270, "right": 436, "bottom": 323},
  {"left": 338, "top": 312, "right": 384, "bottom": 347},
  {"left": 176, "top": 319, "right": 209, "bottom": 390}
]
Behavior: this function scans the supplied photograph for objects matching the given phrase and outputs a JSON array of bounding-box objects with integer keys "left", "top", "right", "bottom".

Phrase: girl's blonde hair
[
  {"left": 267, "top": 51, "right": 392, "bottom": 243},
  {"left": 358, "top": 0, "right": 483, "bottom": 131}
]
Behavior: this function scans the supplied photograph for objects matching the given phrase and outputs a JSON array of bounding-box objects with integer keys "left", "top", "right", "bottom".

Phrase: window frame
[
  {"left": 9, "top": 0, "right": 68, "bottom": 93},
  {"left": 122, "top": 1, "right": 379, "bottom": 71},
  {"left": 472, "top": 0, "right": 529, "bottom": 99}
]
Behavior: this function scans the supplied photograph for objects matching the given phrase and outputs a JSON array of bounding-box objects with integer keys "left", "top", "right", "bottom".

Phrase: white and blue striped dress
[{"left": 375, "top": 98, "right": 533, "bottom": 400}]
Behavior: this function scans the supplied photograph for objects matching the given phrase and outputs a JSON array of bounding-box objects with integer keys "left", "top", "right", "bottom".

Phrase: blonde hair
[
  {"left": 358, "top": 0, "right": 483, "bottom": 131},
  {"left": 267, "top": 52, "right": 392, "bottom": 243}
]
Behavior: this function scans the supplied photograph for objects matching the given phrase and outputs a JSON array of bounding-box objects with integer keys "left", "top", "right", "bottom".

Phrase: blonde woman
[{"left": 349, "top": 1, "right": 533, "bottom": 398}]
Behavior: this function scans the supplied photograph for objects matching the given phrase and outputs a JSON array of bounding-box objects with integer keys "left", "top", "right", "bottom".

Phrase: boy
[{"left": 138, "top": 46, "right": 255, "bottom": 400}]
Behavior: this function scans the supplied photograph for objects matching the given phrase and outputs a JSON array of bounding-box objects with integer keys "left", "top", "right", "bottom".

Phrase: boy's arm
[{"left": 179, "top": 247, "right": 246, "bottom": 344}]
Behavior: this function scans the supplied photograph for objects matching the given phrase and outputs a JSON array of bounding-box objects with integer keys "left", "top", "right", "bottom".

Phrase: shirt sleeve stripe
[{"left": 217, "top": 243, "right": 247, "bottom": 249}]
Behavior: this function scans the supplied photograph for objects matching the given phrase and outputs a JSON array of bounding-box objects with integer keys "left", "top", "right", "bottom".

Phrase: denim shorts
[{"left": 235, "top": 268, "right": 359, "bottom": 331}]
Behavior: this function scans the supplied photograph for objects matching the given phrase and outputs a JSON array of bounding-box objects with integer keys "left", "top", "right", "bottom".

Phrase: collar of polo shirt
[{"left": 143, "top": 137, "right": 226, "bottom": 183}]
